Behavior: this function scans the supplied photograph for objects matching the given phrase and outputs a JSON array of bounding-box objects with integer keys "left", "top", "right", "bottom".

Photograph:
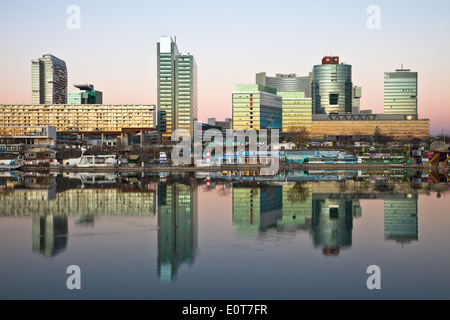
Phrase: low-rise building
[
  {"left": 0, "top": 104, "right": 156, "bottom": 133},
  {"left": 0, "top": 126, "right": 57, "bottom": 148},
  {"left": 311, "top": 114, "right": 429, "bottom": 141}
]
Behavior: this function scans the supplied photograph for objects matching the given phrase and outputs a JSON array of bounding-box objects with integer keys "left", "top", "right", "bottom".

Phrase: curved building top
[{"left": 312, "top": 56, "right": 353, "bottom": 115}]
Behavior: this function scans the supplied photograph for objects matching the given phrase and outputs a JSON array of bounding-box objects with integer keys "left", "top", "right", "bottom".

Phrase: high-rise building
[
  {"left": 68, "top": 84, "right": 103, "bottom": 105},
  {"left": 384, "top": 68, "right": 418, "bottom": 115},
  {"left": 157, "top": 36, "right": 198, "bottom": 139},
  {"left": 232, "top": 84, "right": 282, "bottom": 131},
  {"left": 256, "top": 72, "right": 313, "bottom": 98},
  {"left": 311, "top": 56, "right": 352, "bottom": 114},
  {"left": 352, "top": 86, "right": 362, "bottom": 114},
  {"left": 32, "top": 54, "right": 68, "bottom": 105},
  {"left": 175, "top": 53, "right": 198, "bottom": 134}
]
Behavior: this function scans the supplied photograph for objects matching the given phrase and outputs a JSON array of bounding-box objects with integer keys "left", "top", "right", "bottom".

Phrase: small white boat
[
  {"left": 0, "top": 156, "right": 24, "bottom": 170},
  {"left": 63, "top": 147, "right": 118, "bottom": 167}
]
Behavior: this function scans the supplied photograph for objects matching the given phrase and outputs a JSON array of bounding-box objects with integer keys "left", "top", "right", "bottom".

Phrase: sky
[{"left": 0, "top": 0, "right": 449, "bottom": 136}]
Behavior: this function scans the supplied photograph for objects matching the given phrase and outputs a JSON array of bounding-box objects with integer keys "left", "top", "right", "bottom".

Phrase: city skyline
[{"left": 0, "top": 0, "right": 449, "bottom": 135}]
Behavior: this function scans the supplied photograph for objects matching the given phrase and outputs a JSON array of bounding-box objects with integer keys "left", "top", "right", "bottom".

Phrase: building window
[{"left": 329, "top": 94, "right": 339, "bottom": 105}]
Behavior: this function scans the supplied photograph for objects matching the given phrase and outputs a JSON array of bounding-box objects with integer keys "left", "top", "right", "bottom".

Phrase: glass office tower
[
  {"left": 311, "top": 56, "right": 353, "bottom": 114},
  {"left": 384, "top": 68, "right": 418, "bottom": 116},
  {"left": 32, "top": 54, "right": 68, "bottom": 105},
  {"left": 175, "top": 54, "right": 198, "bottom": 134},
  {"left": 157, "top": 37, "right": 197, "bottom": 139},
  {"left": 232, "top": 84, "right": 282, "bottom": 131}
]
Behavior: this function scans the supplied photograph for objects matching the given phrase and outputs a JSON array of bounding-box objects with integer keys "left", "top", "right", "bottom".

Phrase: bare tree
[{"left": 285, "top": 126, "right": 310, "bottom": 149}]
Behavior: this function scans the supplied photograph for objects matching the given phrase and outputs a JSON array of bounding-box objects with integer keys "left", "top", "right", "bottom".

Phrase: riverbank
[{"left": 17, "top": 162, "right": 448, "bottom": 173}]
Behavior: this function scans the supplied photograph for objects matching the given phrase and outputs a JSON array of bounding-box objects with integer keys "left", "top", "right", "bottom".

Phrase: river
[{"left": 0, "top": 169, "right": 449, "bottom": 300}]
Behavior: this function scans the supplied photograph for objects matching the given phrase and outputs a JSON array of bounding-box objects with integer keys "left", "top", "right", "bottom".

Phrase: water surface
[{"left": 0, "top": 170, "right": 449, "bottom": 300}]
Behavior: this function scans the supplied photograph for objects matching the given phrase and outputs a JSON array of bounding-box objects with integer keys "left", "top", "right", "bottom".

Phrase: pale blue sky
[{"left": 0, "top": 0, "right": 449, "bottom": 134}]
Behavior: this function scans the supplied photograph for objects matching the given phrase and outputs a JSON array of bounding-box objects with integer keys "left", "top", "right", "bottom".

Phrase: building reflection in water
[
  {"left": 384, "top": 194, "right": 418, "bottom": 245},
  {"left": 281, "top": 183, "right": 312, "bottom": 232},
  {"left": 311, "top": 198, "right": 358, "bottom": 256},
  {"left": 0, "top": 173, "right": 427, "bottom": 262},
  {"left": 32, "top": 214, "right": 68, "bottom": 258},
  {"left": 232, "top": 183, "right": 283, "bottom": 234},
  {"left": 157, "top": 180, "right": 198, "bottom": 283},
  {"left": 0, "top": 174, "right": 157, "bottom": 258},
  {"left": 231, "top": 180, "right": 421, "bottom": 256}
]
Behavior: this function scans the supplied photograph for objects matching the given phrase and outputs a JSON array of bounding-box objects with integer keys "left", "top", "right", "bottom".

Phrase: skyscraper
[
  {"left": 311, "top": 56, "right": 353, "bottom": 114},
  {"left": 32, "top": 54, "right": 68, "bottom": 105},
  {"left": 175, "top": 53, "right": 198, "bottom": 134},
  {"left": 157, "top": 36, "right": 197, "bottom": 139},
  {"left": 384, "top": 68, "right": 418, "bottom": 115}
]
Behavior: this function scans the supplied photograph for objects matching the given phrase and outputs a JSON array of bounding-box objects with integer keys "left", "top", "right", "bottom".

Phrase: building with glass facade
[
  {"left": 157, "top": 36, "right": 198, "bottom": 139},
  {"left": 256, "top": 72, "right": 313, "bottom": 98},
  {"left": 32, "top": 54, "right": 68, "bottom": 105},
  {"left": 175, "top": 54, "right": 198, "bottom": 135},
  {"left": 68, "top": 84, "right": 103, "bottom": 105},
  {"left": 352, "top": 86, "right": 362, "bottom": 114},
  {"left": 384, "top": 68, "right": 418, "bottom": 115},
  {"left": 278, "top": 91, "right": 312, "bottom": 133},
  {"left": 311, "top": 56, "right": 353, "bottom": 114},
  {"left": 232, "top": 84, "right": 282, "bottom": 131}
]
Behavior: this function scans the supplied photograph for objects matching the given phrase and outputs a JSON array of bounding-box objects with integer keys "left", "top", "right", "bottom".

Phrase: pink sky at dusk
[{"left": 0, "top": 0, "right": 449, "bottom": 136}]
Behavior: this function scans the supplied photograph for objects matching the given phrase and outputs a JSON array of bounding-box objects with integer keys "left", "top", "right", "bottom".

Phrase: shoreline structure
[{"left": 20, "top": 163, "right": 448, "bottom": 173}]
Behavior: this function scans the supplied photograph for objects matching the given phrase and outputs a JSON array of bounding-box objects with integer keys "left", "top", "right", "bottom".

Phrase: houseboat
[{"left": 63, "top": 148, "right": 118, "bottom": 167}]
